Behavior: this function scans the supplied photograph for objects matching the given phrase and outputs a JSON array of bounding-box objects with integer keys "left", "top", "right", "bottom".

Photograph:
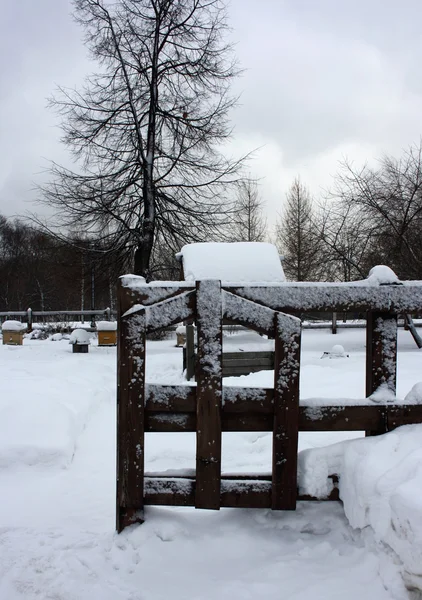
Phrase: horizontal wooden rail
[
  {"left": 223, "top": 283, "right": 422, "bottom": 313},
  {"left": 144, "top": 474, "right": 340, "bottom": 508},
  {"left": 144, "top": 385, "right": 422, "bottom": 433}
]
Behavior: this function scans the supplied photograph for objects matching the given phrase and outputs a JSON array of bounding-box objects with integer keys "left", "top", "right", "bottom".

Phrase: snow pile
[
  {"left": 367, "top": 265, "right": 400, "bottom": 286},
  {"left": 177, "top": 242, "right": 286, "bottom": 283},
  {"left": 1, "top": 320, "right": 26, "bottom": 332},
  {"left": 404, "top": 381, "right": 422, "bottom": 404},
  {"left": 0, "top": 396, "right": 77, "bottom": 468},
  {"left": 321, "top": 344, "right": 349, "bottom": 359},
  {"left": 69, "top": 329, "right": 91, "bottom": 345},
  {"left": 96, "top": 320, "right": 117, "bottom": 331},
  {"left": 298, "top": 425, "right": 422, "bottom": 590}
]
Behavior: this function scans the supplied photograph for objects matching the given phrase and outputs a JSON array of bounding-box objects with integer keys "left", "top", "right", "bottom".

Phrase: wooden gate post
[
  {"left": 195, "top": 280, "right": 223, "bottom": 510},
  {"left": 365, "top": 311, "right": 398, "bottom": 436},
  {"left": 272, "top": 313, "right": 301, "bottom": 510},
  {"left": 117, "top": 282, "right": 146, "bottom": 532}
]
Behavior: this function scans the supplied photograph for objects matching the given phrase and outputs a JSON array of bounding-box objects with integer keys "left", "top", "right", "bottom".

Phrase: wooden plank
[
  {"left": 195, "top": 280, "right": 223, "bottom": 510},
  {"left": 119, "top": 279, "right": 195, "bottom": 306},
  {"left": 146, "top": 384, "right": 196, "bottom": 412},
  {"left": 300, "top": 404, "right": 387, "bottom": 432},
  {"left": 222, "top": 290, "right": 276, "bottom": 336},
  {"left": 366, "top": 311, "right": 397, "bottom": 436},
  {"left": 223, "top": 283, "right": 422, "bottom": 313},
  {"left": 185, "top": 324, "right": 196, "bottom": 381},
  {"left": 332, "top": 312, "right": 337, "bottom": 334},
  {"left": 223, "top": 351, "right": 274, "bottom": 360},
  {"left": 223, "top": 358, "right": 274, "bottom": 368},
  {"left": 272, "top": 313, "right": 301, "bottom": 510},
  {"left": 387, "top": 404, "right": 422, "bottom": 430},
  {"left": 116, "top": 282, "right": 146, "bottom": 532},
  {"left": 144, "top": 475, "right": 339, "bottom": 508},
  {"left": 404, "top": 314, "right": 422, "bottom": 348},
  {"left": 145, "top": 403, "right": 422, "bottom": 433},
  {"left": 145, "top": 291, "right": 196, "bottom": 333}
]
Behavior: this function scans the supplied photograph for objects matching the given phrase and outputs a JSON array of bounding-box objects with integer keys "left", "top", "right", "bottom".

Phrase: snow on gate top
[{"left": 176, "top": 242, "right": 286, "bottom": 283}]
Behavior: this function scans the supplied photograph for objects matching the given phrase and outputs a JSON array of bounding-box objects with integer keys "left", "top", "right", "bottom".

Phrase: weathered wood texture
[
  {"left": 195, "top": 280, "right": 223, "bottom": 510},
  {"left": 143, "top": 474, "right": 340, "bottom": 508},
  {"left": 117, "top": 279, "right": 422, "bottom": 532},
  {"left": 117, "top": 282, "right": 146, "bottom": 532},
  {"left": 366, "top": 312, "right": 398, "bottom": 436},
  {"left": 184, "top": 349, "right": 274, "bottom": 379},
  {"left": 144, "top": 386, "right": 422, "bottom": 433},
  {"left": 185, "top": 324, "right": 195, "bottom": 381},
  {"left": 272, "top": 313, "right": 301, "bottom": 510},
  {"left": 223, "top": 284, "right": 422, "bottom": 313},
  {"left": 404, "top": 314, "right": 422, "bottom": 348}
]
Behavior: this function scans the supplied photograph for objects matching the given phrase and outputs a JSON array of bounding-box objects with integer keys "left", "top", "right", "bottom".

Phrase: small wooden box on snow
[
  {"left": 97, "top": 321, "right": 117, "bottom": 346},
  {"left": 2, "top": 320, "right": 26, "bottom": 345},
  {"left": 69, "top": 328, "right": 90, "bottom": 353}
]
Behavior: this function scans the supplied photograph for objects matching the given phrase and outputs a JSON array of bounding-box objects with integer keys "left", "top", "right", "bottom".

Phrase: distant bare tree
[
  {"left": 327, "top": 142, "right": 422, "bottom": 279},
  {"left": 275, "top": 178, "right": 322, "bottom": 281},
  {"left": 229, "top": 180, "right": 267, "bottom": 242},
  {"left": 317, "top": 201, "right": 372, "bottom": 281},
  {"left": 38, "top": 0, "right": 246, "bottom": 279}
]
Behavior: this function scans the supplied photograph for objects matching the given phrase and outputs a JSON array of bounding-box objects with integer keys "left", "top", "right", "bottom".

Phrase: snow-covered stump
[
  {"left": 1, "top": 320, "right": 26, "bottom": 345},
  {"left": 195, "top": 280, "right": 223, "bottom": 510},
  {"left": 272, "top": 313, "right": 302, "bottom": 510},
  {"left": 117, "top": 283, "right": 146, "bottom": 532}
]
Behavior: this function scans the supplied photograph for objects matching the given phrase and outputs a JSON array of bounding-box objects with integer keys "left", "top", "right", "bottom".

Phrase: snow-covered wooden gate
[{"left": 116, "top": 275, "right": 422, "bottom": 532}]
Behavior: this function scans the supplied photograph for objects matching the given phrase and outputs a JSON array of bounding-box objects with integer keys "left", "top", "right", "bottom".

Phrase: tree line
[
  {"left": 3, "top": 138, "right": 422, "bottom": 312},
  {"left": 3, "top": 0, "right": 421, "bottom": 308},
  {"left": 277, "top": 143, "right": 422, "bottom": 282}
]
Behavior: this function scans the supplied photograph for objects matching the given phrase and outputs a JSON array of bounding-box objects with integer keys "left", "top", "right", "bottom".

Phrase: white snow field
[{"left": 0, "top": 326, "right": 422, "bottom": 600}]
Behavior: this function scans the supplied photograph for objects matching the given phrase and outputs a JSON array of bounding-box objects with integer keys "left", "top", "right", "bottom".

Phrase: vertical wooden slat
[
  {"left": 195, "top": 280, "right": 223, "bottom": 510},
  {"left": 185, "top": 323, "right": 196, "bottom": 381},
  {"left": 332, "top": 312, "right": 337, "bottom": 334},
  {"left": 365, "top": 311, "right": 398, "bottom": 436},
  {"left": 272, "top": 313, "right": 301, "bottom": 510},
  {"left": 116, "top": 281, "right": 146, "bottom": 532}
]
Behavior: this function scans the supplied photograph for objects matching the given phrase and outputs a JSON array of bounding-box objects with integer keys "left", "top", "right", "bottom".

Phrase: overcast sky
[{"left": 2, "top": 0, "right": 422, "bottom": 229}]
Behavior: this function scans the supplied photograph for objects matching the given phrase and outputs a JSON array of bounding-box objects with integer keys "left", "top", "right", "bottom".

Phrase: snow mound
[
  {"left": 298, "top": 425, "right": 422, "bottom": 590},
  {"left": 367, "top": 265, "right": 400, "bottom": 285},
  {"left": 321, "top": 344, "right": 349, "bottom": 358},
  {"left": 69, "top": 329, "right": 91, "bottom": 345},
  {"left": 1, "top": 320, "right": 26, "bottom": 332},
  {"left": 404, "top": 382, "right": 422, "bottom": 404},
  {"left": 177, "top": 242, "right": 286, "bottom": 283}
]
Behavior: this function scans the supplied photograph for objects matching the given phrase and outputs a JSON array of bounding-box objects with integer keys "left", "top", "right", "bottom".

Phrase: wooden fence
[{"left": 117, "top": 276, "right": 422, "bottom": 532}]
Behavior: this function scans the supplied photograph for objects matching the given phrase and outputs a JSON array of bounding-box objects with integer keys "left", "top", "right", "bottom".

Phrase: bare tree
[
  {"left": 38, "top": 0, "right": 246, "bottom": 279},
  {"left": 317, "top": 200, "right": 373, "bottom": 281},
  {"left": 327, "top": 143, "right": 422, "bottom": 279},
  {"left": 229, "top": 180, "right": 267, "bottom": 242},
  {"left": 275, "top": 178, "right": 321, "bottom": 281}
]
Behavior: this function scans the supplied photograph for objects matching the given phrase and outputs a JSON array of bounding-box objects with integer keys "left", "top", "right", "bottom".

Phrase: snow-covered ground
[{"left": 0, "top": 327, "right": 421, "bottom": 599}]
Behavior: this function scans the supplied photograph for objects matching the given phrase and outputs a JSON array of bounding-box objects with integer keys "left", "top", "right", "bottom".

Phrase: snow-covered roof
[
  {"left": 96, "top": 321, "right": 117, "bottom": 331},
  {"left": 176, "top": 242, "right": 286, "bottom": 283}
]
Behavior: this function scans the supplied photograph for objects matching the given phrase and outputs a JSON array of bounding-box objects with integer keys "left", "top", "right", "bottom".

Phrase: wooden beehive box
[
  {"left": 98, "top": 330, "right": 117, "bottom": 346},
  {"left": 97, "top": 321, "right": 117, "bottom": 346},
  {"left": 2, "top": 320, "right": 26, "bottom": 345},
  {"left": 2, "top": 329, "right": 24, "bottom": 345}
]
